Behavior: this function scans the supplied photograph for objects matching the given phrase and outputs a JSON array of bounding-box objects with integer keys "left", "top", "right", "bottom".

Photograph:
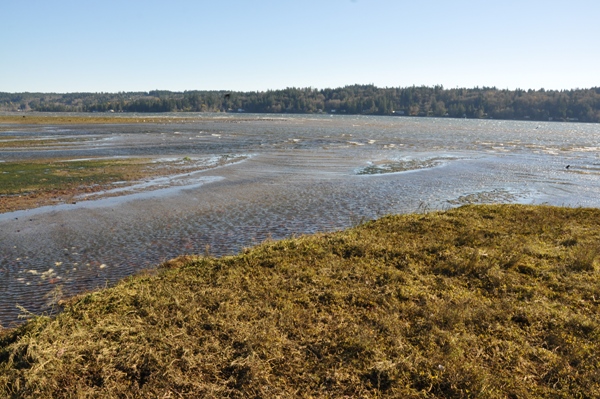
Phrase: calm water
[{"left": 1, "top": 113, "right": 599, "bottom": 326}]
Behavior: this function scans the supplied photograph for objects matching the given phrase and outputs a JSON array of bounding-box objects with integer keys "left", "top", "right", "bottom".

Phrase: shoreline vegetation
[
  {"left": 2, "top": 84, "right": 600, "bottom": 123},
  {"left": 1, "top": 204, "right": 599, "bottom": 397}
]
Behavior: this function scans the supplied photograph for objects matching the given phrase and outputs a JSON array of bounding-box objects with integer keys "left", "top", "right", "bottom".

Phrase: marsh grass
[{"left": 1, "top": 205, "right": 600, "bottom": 398}]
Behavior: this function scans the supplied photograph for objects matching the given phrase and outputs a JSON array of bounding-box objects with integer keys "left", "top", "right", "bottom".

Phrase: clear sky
[{"left": 2, "top": 0, "right": 599, "bottom": 93}]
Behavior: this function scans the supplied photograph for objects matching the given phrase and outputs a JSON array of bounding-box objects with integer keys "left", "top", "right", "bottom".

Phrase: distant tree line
[{"left": 2, "top": 85, "right": 600, "bottom": 122}]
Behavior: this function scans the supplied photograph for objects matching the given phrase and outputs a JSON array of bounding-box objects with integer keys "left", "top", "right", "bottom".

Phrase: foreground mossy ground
[{"left": 1, "top": 205, "right": 599, "bottom": 398}]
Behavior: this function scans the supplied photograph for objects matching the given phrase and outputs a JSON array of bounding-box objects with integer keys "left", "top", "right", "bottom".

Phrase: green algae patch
[
  {"left": 0, "top": 159, "right": 139, "bottom": 195},
  {"left": 0, "top": 158, "right": 152, "bottom": 212},
  {"left": 0, "top": 155, "right": 243, "bottom": 213},
  {"left": 1, "top": 204, "right": 600, "bottom": 398}
]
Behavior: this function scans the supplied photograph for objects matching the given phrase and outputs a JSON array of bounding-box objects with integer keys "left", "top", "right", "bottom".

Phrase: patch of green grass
[
  {"left": 0, "top": 155, "right": 247, "bottom": 213},
  {"left": 0, "top": 159, "right": 139, "bottom": 196},
  {"left": 1, "top": 205, "right": 599, "bottom": 398}
]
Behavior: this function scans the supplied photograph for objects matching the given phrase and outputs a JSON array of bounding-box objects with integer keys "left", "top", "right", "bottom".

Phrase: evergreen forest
[{"left": 2, "top": 85, "right": 600, "bottom": 123}]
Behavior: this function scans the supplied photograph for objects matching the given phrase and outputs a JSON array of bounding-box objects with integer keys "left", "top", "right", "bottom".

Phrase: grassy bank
[{"left": 1, "top": 205, "right": 599, "bottom": 398}]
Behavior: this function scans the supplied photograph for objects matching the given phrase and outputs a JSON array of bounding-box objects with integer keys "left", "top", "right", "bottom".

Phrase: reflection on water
[{"left": 1, "top": 113, "right": 600, "bottom": 326}]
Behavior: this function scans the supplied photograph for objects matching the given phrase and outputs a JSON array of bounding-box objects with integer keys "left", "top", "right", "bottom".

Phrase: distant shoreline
[{"left": 0, "top": 112, "right": 595, "bottom": 126}]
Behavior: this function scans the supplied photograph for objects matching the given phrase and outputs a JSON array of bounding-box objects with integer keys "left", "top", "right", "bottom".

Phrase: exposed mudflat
[{"left": 1, "top": 113, "right": 599, "bottom": 326}]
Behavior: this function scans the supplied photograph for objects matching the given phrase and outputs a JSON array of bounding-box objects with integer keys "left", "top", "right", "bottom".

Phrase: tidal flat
[{"left": 1, "top": 112, "right": 600, "bottom": 327}]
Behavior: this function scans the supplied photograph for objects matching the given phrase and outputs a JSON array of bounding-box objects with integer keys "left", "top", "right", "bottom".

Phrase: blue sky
[{"left": 2, "top": 0, "right": 599, "bottom": 93}]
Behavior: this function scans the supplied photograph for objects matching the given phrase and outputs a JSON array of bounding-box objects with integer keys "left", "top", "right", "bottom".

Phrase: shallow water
[{"left": 1, "top": 113, "right": 599, "bottom": 326}]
